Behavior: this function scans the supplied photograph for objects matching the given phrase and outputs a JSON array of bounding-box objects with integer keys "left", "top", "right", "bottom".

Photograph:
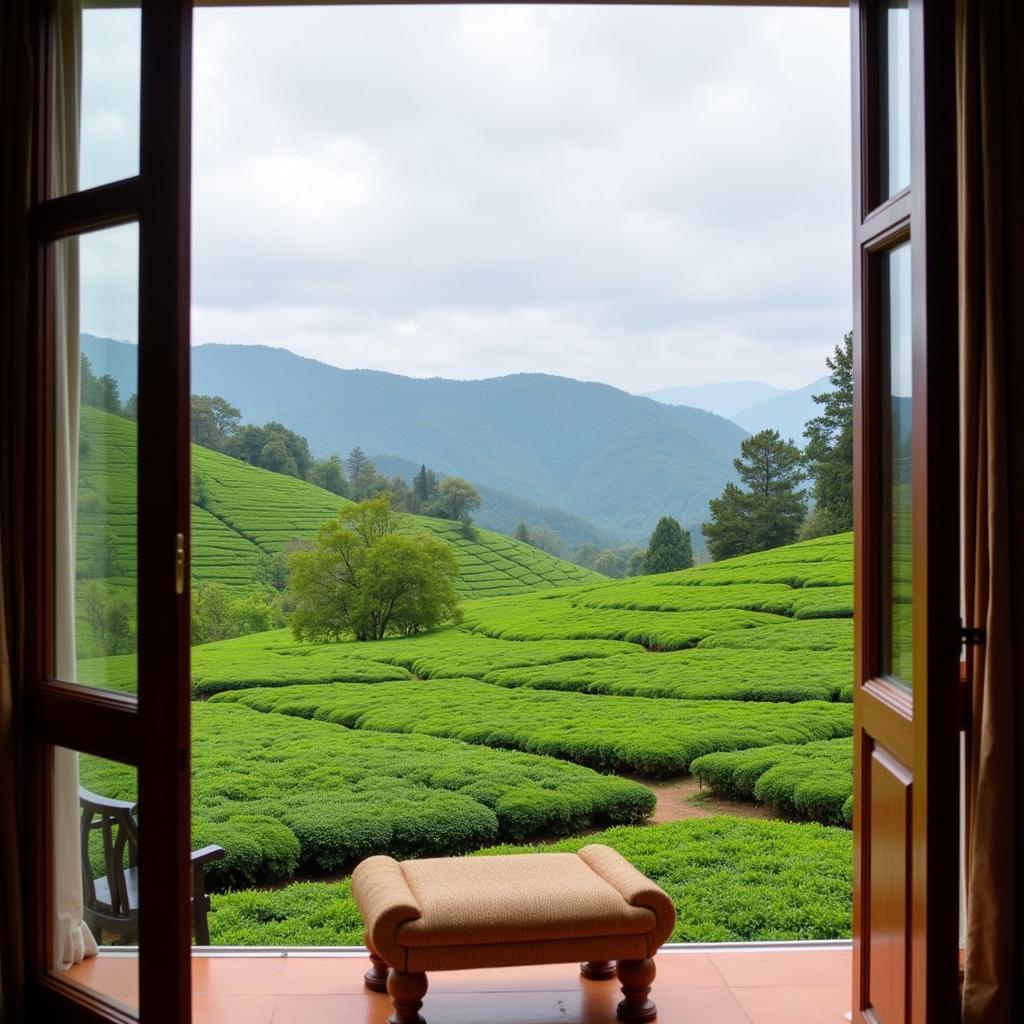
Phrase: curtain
[
  {"left": 959, "top": 1, "right": 1024, "bottom": 1021},
  {"left": 0, "top": 0, "right": 34, "bottom": 1017},
  {"left": 52, "top": 0, "right": 99, "bottom": 973}
]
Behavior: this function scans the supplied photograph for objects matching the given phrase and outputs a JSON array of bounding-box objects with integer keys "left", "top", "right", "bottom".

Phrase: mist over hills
[
  {"left": 646, "top": 375, "right": 827, "bottom": 446},
  {"left": 82, "top": 335, "right": 746, "bottom": 542}
]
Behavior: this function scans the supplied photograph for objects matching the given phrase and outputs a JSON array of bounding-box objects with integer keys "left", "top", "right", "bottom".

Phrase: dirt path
[{"left": 643, "top": 775, "right": 777, "bottom": 824}]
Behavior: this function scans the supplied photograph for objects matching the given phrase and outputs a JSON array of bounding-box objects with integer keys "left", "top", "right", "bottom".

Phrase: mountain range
[
  {"left": 645, "top": 376, "right": 828, "bottom": 445},
  {"left": 81, "top": 335, "right": 747, "bottom": 543}
]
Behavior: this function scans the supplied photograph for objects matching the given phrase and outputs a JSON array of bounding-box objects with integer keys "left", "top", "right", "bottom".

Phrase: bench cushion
[
  {"left": 352, "top": 843, "right": 676, "bottom": 973},
  {"left": 398, "top": 852, "right": 655, "bottom": 948}
]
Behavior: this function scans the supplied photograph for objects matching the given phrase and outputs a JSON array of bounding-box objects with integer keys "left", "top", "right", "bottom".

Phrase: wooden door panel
[
  {"left": 866, "top": 745, "right": 912, "bottom": 1024},
  {"left": 851, "top": 3, "right": 959, "bottom": 1024}
]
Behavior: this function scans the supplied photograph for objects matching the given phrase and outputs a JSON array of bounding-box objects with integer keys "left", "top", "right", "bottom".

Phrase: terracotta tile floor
[{"left": 65, "top": 945, "right": 853, "bottom": 1023}]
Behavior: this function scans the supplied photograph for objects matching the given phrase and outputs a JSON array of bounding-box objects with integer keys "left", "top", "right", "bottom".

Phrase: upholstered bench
[{"left": 352, "top": 844, "right": 676, "bottom": 1024}]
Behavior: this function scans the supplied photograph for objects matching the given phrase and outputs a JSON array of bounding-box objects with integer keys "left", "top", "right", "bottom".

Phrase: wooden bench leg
[
  {"left": 364, "top": 932, "right": 390, "bottom": 993},
  {"left": 387, "top": 969, "right": 428, "bottom": 1024},
  {"left": 581, "top": 960, "right": 617, "bottom": 980},
  {"left": 616, "top": 958, "right": 657, "bottom": 1023}
]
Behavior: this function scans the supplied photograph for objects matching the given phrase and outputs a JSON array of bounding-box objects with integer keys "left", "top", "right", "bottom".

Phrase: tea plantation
[
  {"left": 77, "top": 406, "right": 603, "bottom": 603},
  {"left": 206, "top": 817, "right": 853, "bottom": 946},
  {"left": 75, "top": 418, "right": 858, "bottom": 945}
]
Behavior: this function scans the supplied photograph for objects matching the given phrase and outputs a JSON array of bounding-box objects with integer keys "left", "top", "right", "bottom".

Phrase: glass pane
[
  {"left": 879, "top": 0, "right": 910, "bottom": 199},
  {"left": 55, "top": 5, "right": 141, "bottom": 196},
  {"left": 882, "top": 242, "right": 913, "bottom": 687},
  {"left": 56, "top": 224, "right": 139, "bottom": 695},
  {"left": 52, "top": 748, "right": 139, "bottom": 1017}
]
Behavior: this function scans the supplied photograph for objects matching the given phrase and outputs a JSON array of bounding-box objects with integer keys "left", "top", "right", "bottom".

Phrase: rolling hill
[
  {"left": 76, "top": 406, "right": 605, "bottom": 607},
  {"left": 81, "top": 334, "right": 746, "bottom": 541}
]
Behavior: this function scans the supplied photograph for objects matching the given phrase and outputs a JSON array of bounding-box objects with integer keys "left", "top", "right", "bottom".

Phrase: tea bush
[
  {"left": 207, "top": 816, "right": 852, "bottom": 945},
  {"left": 80, "top": 703, "right": 655, "bottom": 888},
  {"left": 215, "top": 679, "right": 853, "bottom": 777},
  {"left": 691, "top": 737, "right": 854, "bottom": 825},
  {"left": 484, "top": 648, "right": 852, "bottom": 703}
]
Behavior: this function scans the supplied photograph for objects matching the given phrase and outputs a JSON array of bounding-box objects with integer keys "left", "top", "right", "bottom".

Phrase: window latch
[
  {"left": 175, "top": 533, "right": 185, "bottom": 595},
  {"left": 960, "top": 624, "right": 986, "bottom": 647}
]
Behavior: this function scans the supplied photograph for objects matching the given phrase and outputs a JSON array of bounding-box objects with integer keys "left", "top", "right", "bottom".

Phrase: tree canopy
[
  {"left": 702, "top": 430, "right": 808, "bottom": 561},
  {"left": 286, "top": 496, "right": 461, "bottom": 642},
  {"left": 428, "top": 477, "right": 481, "bottom": 525},
  {"left": 644, "top": 516, "right": 693, "bottom": 574},
  {"left": 803, "top": 332, "right": 853, "bottom": 536}
]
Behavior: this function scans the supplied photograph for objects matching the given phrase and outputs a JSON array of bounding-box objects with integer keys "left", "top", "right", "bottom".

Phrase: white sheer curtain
[{"left": 53, "top": 0, "right": 98, "bottom": 972}]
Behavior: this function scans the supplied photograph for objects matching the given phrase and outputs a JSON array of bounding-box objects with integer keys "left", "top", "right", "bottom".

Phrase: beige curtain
[
  {"left": 959, "top": 1, "right": 1024, "bottom": 1021},
  {"left": 0, "top": 0, "right": 34, "bottom": 1017},
  {"left": 52, "top": 0, "right": 98, "bottom": 973}
]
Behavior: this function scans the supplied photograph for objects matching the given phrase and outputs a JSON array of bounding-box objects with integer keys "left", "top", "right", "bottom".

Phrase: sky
[{"left": 80, "top": 4, "right": 851, "bottom": 394}]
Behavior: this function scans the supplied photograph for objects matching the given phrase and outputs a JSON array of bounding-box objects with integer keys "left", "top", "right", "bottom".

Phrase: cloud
[{"left": 82, "top": 4, "right": 852, "bottom": 393}]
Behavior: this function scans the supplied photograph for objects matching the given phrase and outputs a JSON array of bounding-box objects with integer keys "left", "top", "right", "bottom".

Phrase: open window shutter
[{"left": 850, "top": 3, "right": 960, "bottom": 1023}]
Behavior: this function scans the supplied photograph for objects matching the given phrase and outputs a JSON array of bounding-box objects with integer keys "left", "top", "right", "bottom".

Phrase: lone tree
[
  {"left": 702, "top": 429, "right": 808, "bottom": 561},
  {"left": 803, "top": 332, "right": 853, "bottom": 536},
  {"left": 429, "top": 477, "right": 481, "bottom": 525},
  {"left": 286, "top": 495, "right": 460, "bottom": 642},
  {"left": 644, "top": 516, "right": 693, "bottom": 574}
]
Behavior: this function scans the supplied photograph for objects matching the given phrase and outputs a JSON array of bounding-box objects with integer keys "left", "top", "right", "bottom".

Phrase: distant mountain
[
  {"left": 644, "top": 381, "right": 785, "bottom": 419},
  {"left": 645, "top": 375, "right": 829, "bottom": 446},
  {"left": 732, "top": 377, "right": 828, "bottom": 444},
  {"left": 372, "top": 454, "right": 616, "bottom": 551},
  {"left": 81, "top": 336, "right": 746, "bottom": 542}
]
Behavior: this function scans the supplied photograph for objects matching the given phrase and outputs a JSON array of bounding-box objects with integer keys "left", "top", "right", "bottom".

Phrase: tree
[
  {"left": 529, "top": 526, "right": 564, "bottom": 557},
  {"left": 308, "top": 454, "right": 348, "bottom": 496},
  {"left": 286, "top": 496, "right": 460, "bottom": 642},
  {"left": 702, "top": 430, "right": 808, "bottom": 561},
  {"left": 79, "top": 582, "right": 135, "bottom": 656},
  {"left": 191, "top": 581, "right": 235, "bottom": 645},
  {"left": 412, "top": 464, "right": 438, "bottom": 507},
  {"left": 259, "top": 437, "right": 299, "bottom": 477},
  {"left": 803, "top": 332, "right": 853, "bottom": 534},
  {"left": 80, "top": 355, "right": 122, "bottom": 415},
  {"left": 191, "top": 395, "right": 241, "bottom": 451},
  {"left": 644, "top": 517, "right": 693, "bottom": 574},
  {"left": 514, "top": 521, "right": 532, "bottom": 544},
  {"left": 429, "top": 477, "right": 481, "bottom": 525},
  {"left": 122, "top": 393, "right": 138, "bottom": 421}
]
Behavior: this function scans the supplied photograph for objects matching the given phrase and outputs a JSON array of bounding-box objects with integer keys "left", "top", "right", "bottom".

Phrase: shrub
[
  {"left": 214, "top": 679, "right": 853, "bottom": 778},
  {"left": 691, "top": 738, "right": 854, "bottom": 826},
  {"left": 208, "top": 817, "right": 853, "bottom": 946},
  {"left": 82, "top": 703, "right": 655, "bottom": 889}
]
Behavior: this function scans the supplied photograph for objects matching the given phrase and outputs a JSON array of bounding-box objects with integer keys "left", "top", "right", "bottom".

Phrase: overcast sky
[{"left": 81, "top": 4, "right": 851, "bottom": 394}]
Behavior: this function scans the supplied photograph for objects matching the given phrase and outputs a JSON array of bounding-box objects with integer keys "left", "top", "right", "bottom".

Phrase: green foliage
[
  {"left": 691, "top": 738, "right": 853, "bottom": 825},
  {"left": 286, "top": 497, "right": 461, "bottom": 641},
  {"left": 703, "top": 430, "right": 809, "bottom": 561},
  {"left": 427, "top": 477, "right": 482, "bottom": 525},
  {"left": 225, "top": 422, "right": 312, "bottom": 479},
  {"left": 81, "top": 703, "right": 655, "bottom": 888},
  {"left": 485, "top": 648, "right": 852, "bottom": 704},
  {"left": 207, "top": 817, "right": 852, "bottom": 946},
  {"left": 77, "top": 581, "right": 135, "bottom": 658},
  {"left": 644, "top": 516, "right": 693, "bottom": 574},
  {"left": 80, "top": 354, "right": 124, "bottom": 415},
  {"left": 214, "top": 678, "right": 852, "bottom": 778},
  {"left": 803, "top": 333, "right": 853, "bottom": 533},
  {"left": 307, "top": 453, "right": 348, "bottom": 497},
  {"left": 191, "top": 395, "right": 241, "bottom": 451},
  {"left": 191, "top": 581, "right": 282, "bottom": 646}
]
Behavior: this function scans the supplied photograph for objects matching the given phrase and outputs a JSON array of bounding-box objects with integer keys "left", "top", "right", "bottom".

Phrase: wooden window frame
[{"left": 24, "top": 2, "right": 194, "bottom": 1022}]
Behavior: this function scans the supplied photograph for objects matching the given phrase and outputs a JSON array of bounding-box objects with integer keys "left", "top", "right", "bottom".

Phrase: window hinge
[
  {"left": 960, "top": 624, "right": 986, "bottom": 647},
  {"left": 175, "top": 532, "right": 185, "bottom": 595}
]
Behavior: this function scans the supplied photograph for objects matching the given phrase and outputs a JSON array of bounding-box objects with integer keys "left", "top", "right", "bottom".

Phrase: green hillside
[{"left": 76, "top": 405, "right": 604, "bottom": 604}]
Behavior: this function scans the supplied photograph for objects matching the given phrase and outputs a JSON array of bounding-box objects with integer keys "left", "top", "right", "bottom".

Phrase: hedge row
[
  {"left": 207, "top": 817, "right": 852, "bottom": 946},
  {"left": 691, "top": 737, "right": 854, "bottom": 825},
  {"left": 80, "top": 703, "right": 655, "bottom": 889},
  {"left": 213, "top": 678, "right": 853, "bottom": 778},
  {"left": 483, "top": 647, "right": 853, "bottom": 704}
]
